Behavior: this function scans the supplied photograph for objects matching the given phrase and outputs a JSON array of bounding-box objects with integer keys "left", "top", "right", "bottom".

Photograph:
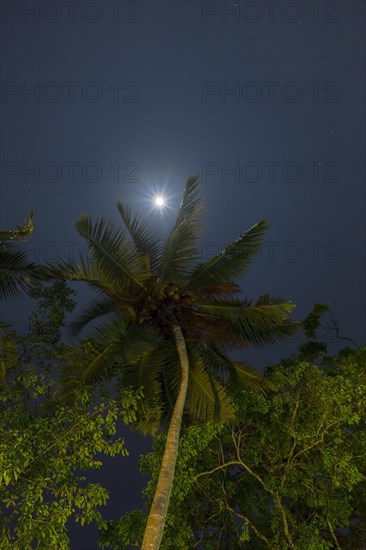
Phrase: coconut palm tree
[
  {"left": 50, "top": 176, "right": 297, "bottom": 549},
  {"left": 0, "top": 211, "right": 40, "bottom": 301}
]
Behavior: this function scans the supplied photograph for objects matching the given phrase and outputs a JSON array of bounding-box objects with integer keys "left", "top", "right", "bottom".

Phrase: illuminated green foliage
[
  {"left": 0, "top": 282, "right": 142, "bottom": 549},
  {"left": 106, "top": 346, "right": 366, "bottom": 549}
]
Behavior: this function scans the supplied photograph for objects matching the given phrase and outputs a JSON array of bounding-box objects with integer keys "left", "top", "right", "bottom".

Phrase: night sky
[{"left": 1, "top": 1, "right": 365, "bottom": 548}]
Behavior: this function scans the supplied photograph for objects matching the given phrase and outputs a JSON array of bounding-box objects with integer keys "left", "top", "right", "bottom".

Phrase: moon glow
[{"left": 154, "top": 196, "right": 166, "bottom": 207}]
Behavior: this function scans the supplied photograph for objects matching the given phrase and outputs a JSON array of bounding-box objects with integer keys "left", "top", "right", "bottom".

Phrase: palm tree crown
[{"left": 53, "top": 176, "right": 296, "bottom": 429}]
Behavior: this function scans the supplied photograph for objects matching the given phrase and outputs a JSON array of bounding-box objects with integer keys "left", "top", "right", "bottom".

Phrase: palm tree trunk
[{"left": 141, "top": 324, "right": 189, "bottom": 550}]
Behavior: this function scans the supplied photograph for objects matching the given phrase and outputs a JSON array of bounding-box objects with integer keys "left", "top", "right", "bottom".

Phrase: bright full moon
[{"left": 154, "top": 196, "right": 166, "bottom": 207}]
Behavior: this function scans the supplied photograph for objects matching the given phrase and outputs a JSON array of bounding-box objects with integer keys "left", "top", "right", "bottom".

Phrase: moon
[{"left": 154, "top": 196, "right": 166, "bottom": 208}]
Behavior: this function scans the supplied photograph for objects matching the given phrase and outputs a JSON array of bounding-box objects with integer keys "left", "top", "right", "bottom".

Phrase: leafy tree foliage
[
  {"left": 0, "top": 282, "right": 142, "bottom": 549},
  {"left": 104, "top": 344, "right": 366, "bottom": 549}
]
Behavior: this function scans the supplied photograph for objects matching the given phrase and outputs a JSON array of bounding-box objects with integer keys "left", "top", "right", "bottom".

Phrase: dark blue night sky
[{"left": 1, "top": 1, "right": 365, "bottom": 548}]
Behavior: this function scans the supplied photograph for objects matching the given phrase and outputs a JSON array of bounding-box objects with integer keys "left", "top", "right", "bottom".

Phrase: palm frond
[
  {"left": 59, "top": 345, "right": 119, "bottom": 404},
  {"left": 116, "top": 200, "right": 160, "bottom": 270},
  {"left": 187, "top": 350, "right": 236, "bottom": 422},
  {"left": 191, "top": 283, "right": 241, "bottom": 299},
  {"left": 123, "top": 325, "right": 162, "bottom": 364},
  {"left": 60, "top": 317, "right": 129, "bottom": 392},
  {"left": 46, "top": 255, "right": 118, "bottom": 296},
  {"left": 158, "top": 176, "right": 204, "bottom": 283},
  {"left": 189, "top": 343, "right": 271, "bottom": 398},
  {"left": 71, "top": 298, "right": 116, "bottom": 336},
  {"left": 120, "top": 339, "right": 177, "bottom": 403},
  {"left": 159, "top": 220, "right": 201, "bottom": 283},
  {"left": 122, "top": 354, "right": 161, "bottom": 391},
  {"left": 0, "top": 211, "right": 34, "bottom": 243},
  {"left": 174, "top": 175, "right": 203, "bottom": 228},
  {"left": 227, "top": 361, "right": 274, "bottom": 395},
  {"left": 197, "top": 295, "right": 294, "bottom": 319},
  {"left": 196, "top": 295, "right": 297, "bottom": 348},
  {"left": 119, "top": 344, "right": 169, "bottom": 436},
  {"left": 188, "top": 220, "right": 269, "bottom": 288},
  {"left": 47, "top": 254, "right": 139, "bottom": 314},
  {"left": 46, "top": 254, "right": 103, "bottom": 283},
  {"left": 87, "top": 316, "right": 129, "bottom": 350},
  {"left": 119, "top": 339, "right": 183, "bottom": 434},
  {"left": 77, "top": 321, "right": 163, "bottom": 390},
  {"left": 76, "top": 345, "right": 118, "bottom": 385},
  {"left": 74, "top": 215, "right": 148, "bottom": 288},
  {"left": 0, "top": 248, "right": 39, "bottom": 301}
]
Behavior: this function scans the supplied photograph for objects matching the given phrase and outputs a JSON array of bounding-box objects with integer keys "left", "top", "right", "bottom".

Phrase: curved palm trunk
[{"left": 141, "top": 324, "right": 189, "bottom": 550}]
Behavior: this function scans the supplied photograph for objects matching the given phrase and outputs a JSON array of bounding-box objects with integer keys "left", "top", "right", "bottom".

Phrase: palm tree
[
  {"left": 50, "top": 176, "right": 297, "bottom": 549},
  {"left": 0, "top": 211, "right": 40, "bottom": 301}
]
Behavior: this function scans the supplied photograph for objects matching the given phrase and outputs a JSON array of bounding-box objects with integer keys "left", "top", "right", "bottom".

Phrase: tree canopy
[
  {"left": 100, "top": 343, "right": 366, "bottom": 549},
  {"left": 0, "top": 282, "right": 142, "bottom": 549}
]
